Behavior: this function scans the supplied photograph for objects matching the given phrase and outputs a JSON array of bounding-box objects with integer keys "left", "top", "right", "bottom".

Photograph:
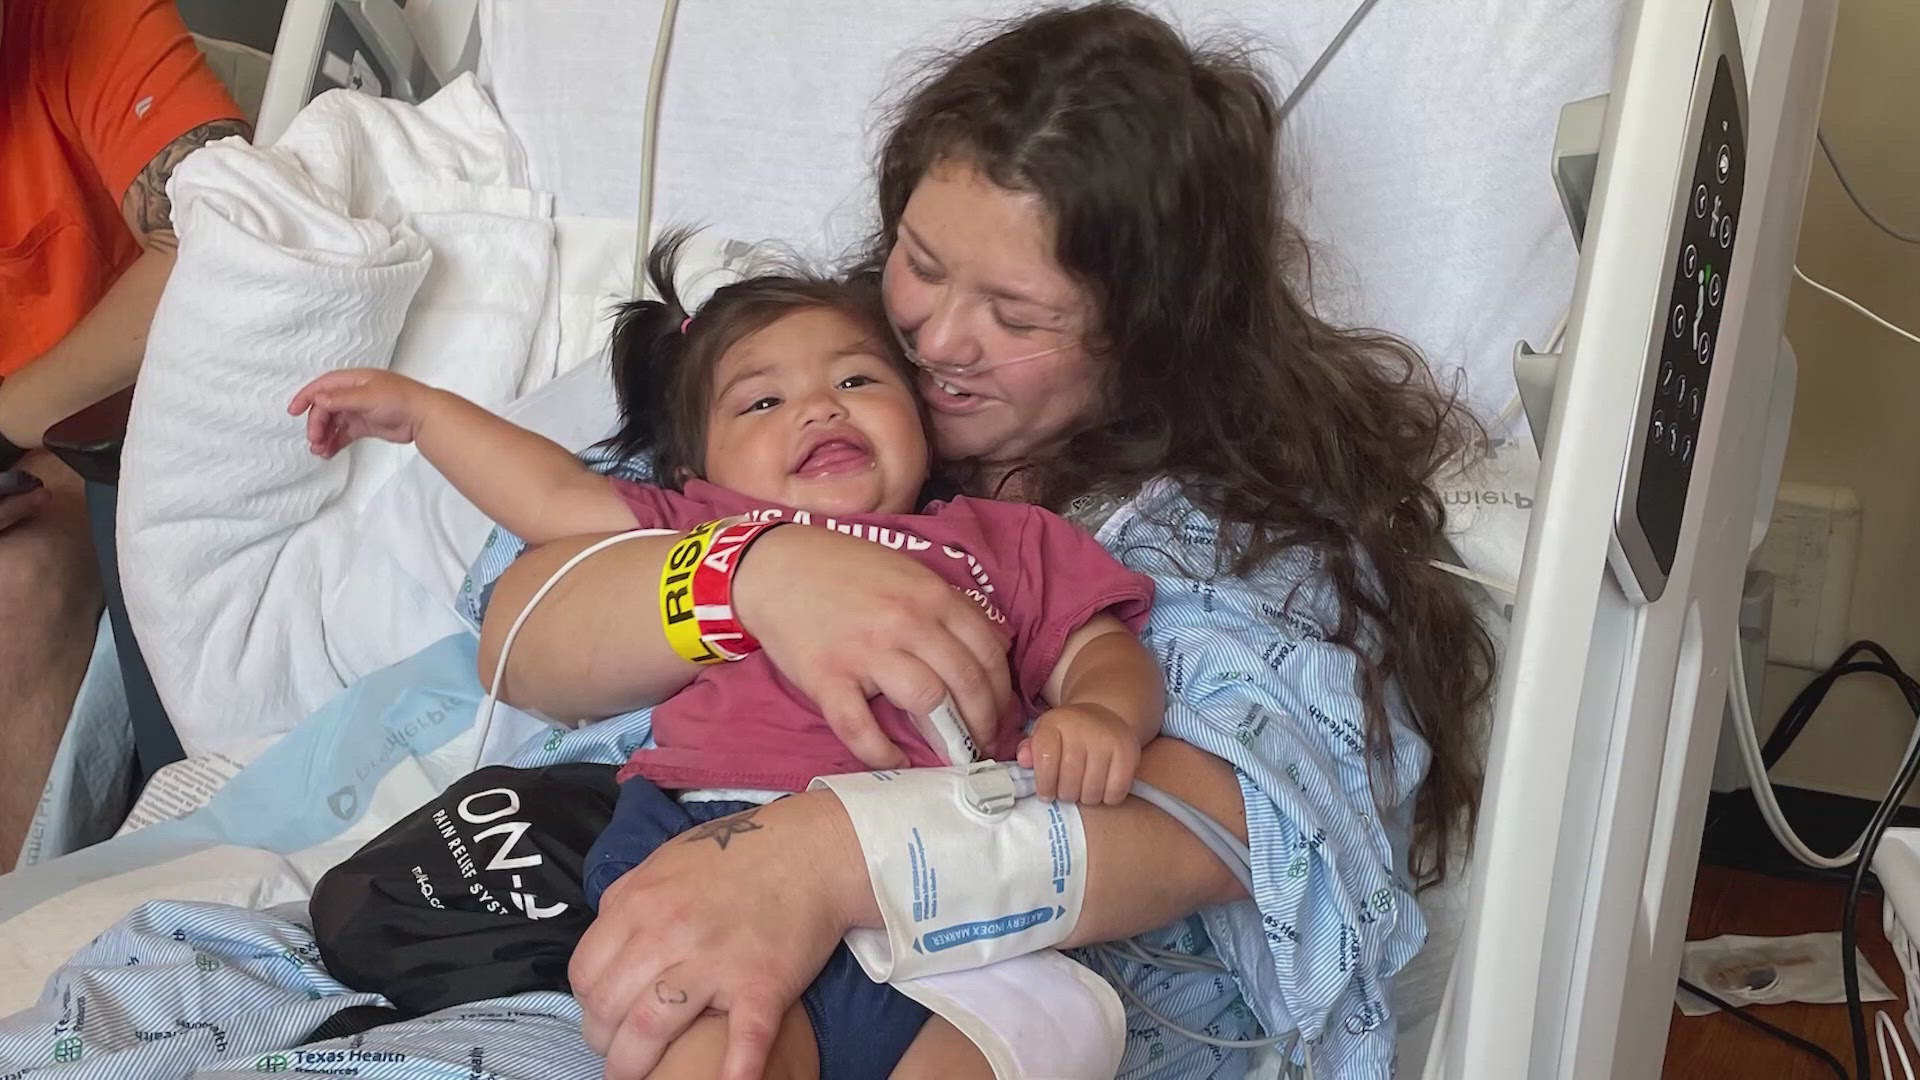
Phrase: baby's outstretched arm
[
  {"left": 1023, "top": 614, "right": 1164, "bottom": 805},
  {"left": 288, "top": 369, "right": 635, "bottom": 545}
]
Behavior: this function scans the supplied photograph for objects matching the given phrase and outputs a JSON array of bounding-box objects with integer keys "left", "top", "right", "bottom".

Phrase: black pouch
[{"left": 310, "top": 762, "right": 619, "bottom": 1015}]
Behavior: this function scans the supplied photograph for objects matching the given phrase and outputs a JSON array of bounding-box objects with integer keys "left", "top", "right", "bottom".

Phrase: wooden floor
[{"left": 1663, "top": 864, "right": 1910, "bottom": 1078}]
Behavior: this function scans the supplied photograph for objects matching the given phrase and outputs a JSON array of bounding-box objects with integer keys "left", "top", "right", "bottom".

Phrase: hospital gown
[{"left": 1079, "top": 479, "right": 1430, "bottom": 1079}]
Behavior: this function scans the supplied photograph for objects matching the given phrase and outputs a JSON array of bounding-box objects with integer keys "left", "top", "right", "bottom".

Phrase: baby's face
[{"left": 701, "top": 307, "right": 929, "bottom": 516}]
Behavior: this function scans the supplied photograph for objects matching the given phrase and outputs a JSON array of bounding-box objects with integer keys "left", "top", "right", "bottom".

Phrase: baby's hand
[
  {"left": 288, "top": 368, "right": 438, "bottom": 457},
  {"left": 1019, "top": 703, "right": 1141, "bottom": 805}
]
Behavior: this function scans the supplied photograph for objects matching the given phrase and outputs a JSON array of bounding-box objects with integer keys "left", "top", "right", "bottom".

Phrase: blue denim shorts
[{"left": 584, "top": 777, "right": 931, "bottom": 1079}]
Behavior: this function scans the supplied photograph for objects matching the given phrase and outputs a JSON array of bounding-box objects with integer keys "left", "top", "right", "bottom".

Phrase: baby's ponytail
[{"left": 601, "top": 230, "right": 707, "bottom": 482}]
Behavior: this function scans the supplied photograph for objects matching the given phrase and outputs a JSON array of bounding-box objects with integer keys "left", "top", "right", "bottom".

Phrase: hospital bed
[{"left": 20, "top": 0, "right": 1839, "bottom": 1074}]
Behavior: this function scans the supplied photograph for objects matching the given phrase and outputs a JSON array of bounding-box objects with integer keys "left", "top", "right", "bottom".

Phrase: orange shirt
[{"left": 0, "top": 0, "right": 242, "bottom": 376}]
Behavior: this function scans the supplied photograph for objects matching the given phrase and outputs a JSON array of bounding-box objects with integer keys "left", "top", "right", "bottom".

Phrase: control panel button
[
  {"left": 1716, "top": 215, "right": 1734, "bottom": 248},
  {"left": 1680, "top": 434, "right": 1694, "bottom": 463},
  {"left": 1697, "top": 331, "right": 1711, "bottom": 365},
  {"left": 1661, "top": 360, "right": 1674, "bottom": 388},
  {"left": 1672, "top": 304, "right": 1688, "bottom": 337},
  {"left": 1690, "top": 387, "right": 1702, "bottom": 418},
  {"left": 1716, "top": 144, "right": 1731, "bottom": 181},
  {"left": 1694, "top": 184, "right": 1710, "bottom": 218},
  {"left": 1651, "top": 412, "right": 1666, "bottom": 444},
  {"left": 1684, "top": 244, "right": 1699, "bottom": 277},
  {"left": 1708, "top": 272, "right": 1723, "bottom": 306}
]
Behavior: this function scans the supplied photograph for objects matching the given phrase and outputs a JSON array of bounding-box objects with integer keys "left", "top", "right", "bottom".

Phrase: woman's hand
[
  {"left": 732, "top": 523, "right": 1013, "bottom": 769},
  {"left": 287, "top": 368, "right": 442, "bottom": 457},
  {"left": 570, "top": 793, "right": 872, "bottom": 1080}
]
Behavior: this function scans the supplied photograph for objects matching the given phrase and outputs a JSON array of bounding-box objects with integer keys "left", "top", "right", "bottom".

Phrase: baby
[{"left": 290, "top": 233, "right": 1163, "bottom": 1079}]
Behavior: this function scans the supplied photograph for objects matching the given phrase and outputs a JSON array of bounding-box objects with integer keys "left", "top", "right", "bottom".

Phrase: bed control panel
[
  {"left": 1612, "top": 1, "right": 1747, "bottom": 604},
  {"left": 1637, "top": 58, "right": 1744, "bottom": 577}
]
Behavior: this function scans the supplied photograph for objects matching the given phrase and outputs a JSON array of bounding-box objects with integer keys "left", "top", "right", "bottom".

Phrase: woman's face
[{"left": 881, "top": 162, "right": 1103, "bottom": 472}]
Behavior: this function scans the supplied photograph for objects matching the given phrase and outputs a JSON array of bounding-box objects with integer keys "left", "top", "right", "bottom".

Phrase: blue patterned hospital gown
[{"left": 464, "top": 471, "right": 1431, "bottom": 1080}]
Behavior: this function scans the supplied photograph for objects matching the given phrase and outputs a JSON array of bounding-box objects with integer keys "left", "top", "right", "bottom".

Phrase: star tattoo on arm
[{"left": 679, "top": 807, "right": 765, "bottom": 850}]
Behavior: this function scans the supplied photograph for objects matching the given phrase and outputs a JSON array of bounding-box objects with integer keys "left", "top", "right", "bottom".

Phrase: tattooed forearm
[
  {"left": 678, "top": 807, "right": 765, "bottom": 850},
  {"left": 120, "top": 118, "right": 252, "bottom": 250}
]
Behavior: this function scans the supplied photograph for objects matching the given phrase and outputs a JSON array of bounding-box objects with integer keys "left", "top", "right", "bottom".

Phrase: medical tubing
[
  {"left": 475, "top": 528, "right": 678, "bottom": 759},
  {"left": 1092, "top": 947, "right": 1292, "bottom": 1051},
  {"left": 632, "top": 0, "right": 683, "bottom": 285},
  {"left": 1003, "top": 764, "right": 1257, "bottom": 898},
  {"left": 1675, "top": 978, "right": 1849, "bottom": 1080},
  {"left": 1005, "top": 763, "right": 1294, "bottom": 1050},
  {"left": 1818, "top": 129, "right": 1920, "bottom": 246},
  {"left": 1275, "top": 0, "right": 1384, "bottom": 127}
]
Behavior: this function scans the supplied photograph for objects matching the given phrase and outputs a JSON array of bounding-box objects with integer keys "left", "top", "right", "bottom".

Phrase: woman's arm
[
  {"left": 476, "top": 523, "right": 1015, "bottom": 747},
  {"left": 569, "top": 736, "right": 1247, "bottom": 1080}
]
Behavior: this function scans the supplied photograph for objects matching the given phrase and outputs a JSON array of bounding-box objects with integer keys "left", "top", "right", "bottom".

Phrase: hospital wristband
[
  {"left": 690, "top": 519, "right": 787, "bottom": 660},
  {"left": 659, "top": 519, "right": 726, "bottom": 664}
]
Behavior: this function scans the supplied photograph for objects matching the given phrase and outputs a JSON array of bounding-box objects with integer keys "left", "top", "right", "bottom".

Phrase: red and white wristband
[{"left": 689, "top": 519, "right": 787, "bottom": 661}]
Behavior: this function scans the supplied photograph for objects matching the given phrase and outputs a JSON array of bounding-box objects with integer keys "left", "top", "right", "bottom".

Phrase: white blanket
[{"left": 119, "top": 76, "right": 555, "bottom": 759}]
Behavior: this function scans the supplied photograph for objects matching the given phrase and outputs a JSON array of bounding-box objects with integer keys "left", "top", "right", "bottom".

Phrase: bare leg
[
  {"left": 889, "top": 1017, "right": 993, "bottom": 1080},
  {"left": 0, "top": 453, "right": 102, "bottom": 872},
  {"left": 645, "top": 1004, "right": 818, "bottom": 1080}
]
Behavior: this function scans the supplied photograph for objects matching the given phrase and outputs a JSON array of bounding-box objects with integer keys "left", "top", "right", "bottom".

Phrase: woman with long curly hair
[{"left": 483, "top": 5, "right": 1494, "bottom": 1076}]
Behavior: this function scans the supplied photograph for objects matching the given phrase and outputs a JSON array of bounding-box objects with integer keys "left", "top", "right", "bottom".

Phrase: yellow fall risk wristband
[{"left": 660, "top": 520, "right": 724, "bottom": 664}]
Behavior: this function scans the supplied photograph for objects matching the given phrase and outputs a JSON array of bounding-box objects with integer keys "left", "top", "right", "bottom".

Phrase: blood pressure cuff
[{"left": 310, "top": 763, "right": 619, "bottom": 1016}]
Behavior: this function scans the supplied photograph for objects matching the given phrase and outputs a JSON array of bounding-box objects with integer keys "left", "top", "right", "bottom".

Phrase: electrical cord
[
  {"left": 1676, "top": 978, "right": 1850, "bottom": 1080},
  {"left": 1760, "top": 643, "right": 1920, "bottom": 769},
  {"left": 1843, "top": 740, "right": 1920, "bottom": 1080},
  {"left": 1880, "top": 1010, "right": 1918, "bottom": 1080},
  {"left": 1728, "top": 638, "right": 1920, "bottom": 871},
  {"left": 1817, "top": 129, "right": 1920, "bottom": 246},
  {"left": 1794, "top": 266, "right": 1920, "bottom": 347},
  {"left": 1729, "top": 634, "right": 1920, "bottom": 1077}
]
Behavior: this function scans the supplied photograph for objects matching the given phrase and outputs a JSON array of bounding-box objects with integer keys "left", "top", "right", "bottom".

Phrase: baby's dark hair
[{"left": 602, "top": 229, "right": 915, "bottom": 487}]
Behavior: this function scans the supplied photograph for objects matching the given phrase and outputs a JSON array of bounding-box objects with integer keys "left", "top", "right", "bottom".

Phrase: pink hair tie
[{"left": 680, "top": 317, "right": 693, "bottom": 334}]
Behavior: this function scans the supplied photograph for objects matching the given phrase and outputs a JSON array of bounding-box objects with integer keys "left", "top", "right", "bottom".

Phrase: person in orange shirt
[{"left": 0, "top": 0, "right": 248, "bottom": 867}]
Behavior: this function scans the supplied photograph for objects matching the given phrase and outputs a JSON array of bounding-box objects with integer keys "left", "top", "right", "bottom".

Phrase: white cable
[
  {"left": 1429, "top": 560, "right": 1517, "bottom": 598},
  {"left": 1880, "top": 1010, "right": 1917, "bottom": 1080},
  {"left": 632, "top": 0, "right": 683, "bottom": 289},
  {"left": 1728, "top": 635, "right": 1920, "bottom": 870},
  {"left": 1794, "top": 265, "right": 1920, "bottom": 347},
  {"left": 473, "top": 529, "right": 677, "bottom": 761}
]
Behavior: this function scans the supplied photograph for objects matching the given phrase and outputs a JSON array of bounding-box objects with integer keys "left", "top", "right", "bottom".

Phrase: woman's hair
[
  {"left": 863, "top": 2, "right": 1494, "bottom": 885},
  {"left": 603, "top": 229, "right": 913, "bottom": 486}
]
